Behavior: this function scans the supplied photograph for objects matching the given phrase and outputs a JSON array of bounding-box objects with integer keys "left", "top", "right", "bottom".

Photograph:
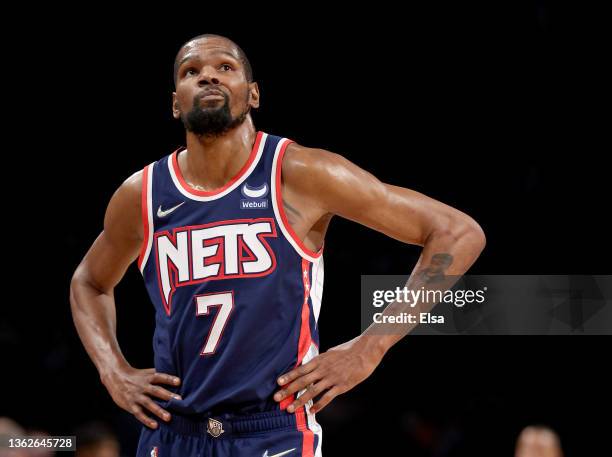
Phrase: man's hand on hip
[
  {"left": 101, "top": 366, "right": 182, "bottom": 429},
  {"left": 273, "top": 337, "right": 383, "bottom": 414}
]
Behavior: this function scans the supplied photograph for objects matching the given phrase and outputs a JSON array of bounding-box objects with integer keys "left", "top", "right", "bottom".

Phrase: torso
[{"left": 135, "top": 131, "right": 325, "bottom": 416}]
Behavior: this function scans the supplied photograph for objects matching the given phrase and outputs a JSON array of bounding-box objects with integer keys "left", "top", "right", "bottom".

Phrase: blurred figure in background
[
  {"left": 515, "top": 426, "right": 563, "bottom": 457},
  {"left": 0, "top": 418, "right": 54, "bottom": 457},
  {"left": 74, "top": 422, "right": 119, "bottom": 457},
  {"left": 0, "top": 417, "right": 29, "bottom": 457},
  {"left": 24, "top": 428, "right": 54, "bottom": 457}
]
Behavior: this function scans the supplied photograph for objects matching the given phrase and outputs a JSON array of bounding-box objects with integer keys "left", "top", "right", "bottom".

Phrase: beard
[{"left": 181, "top": 90, "right": 250, "bottom": 137}]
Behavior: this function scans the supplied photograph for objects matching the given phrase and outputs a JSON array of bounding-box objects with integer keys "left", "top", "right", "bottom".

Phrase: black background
[{"left": 2, "top": 2, "right": 611, "bottom": 456}]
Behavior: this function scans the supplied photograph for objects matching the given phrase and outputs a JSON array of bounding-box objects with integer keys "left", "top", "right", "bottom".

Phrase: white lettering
[
  {"left": 155, "top": 219, "right": 277, "bottom": 310},
  {"left": 157, "top": 232, "right": 189, "bottom": 306}
]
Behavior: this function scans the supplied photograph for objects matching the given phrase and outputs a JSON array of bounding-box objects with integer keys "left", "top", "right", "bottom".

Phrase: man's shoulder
[
  {"left": 284, "top": 142, "right": 338, "bottom": 165},
  {"left": 282, "top": 142, "right": 344, "bottom": 188},
  {"left": 104, "top": 168, "right": 145, "bottom": 239},
  {"left": 117, "top": 168, "right": 144, "bottom": 203}
]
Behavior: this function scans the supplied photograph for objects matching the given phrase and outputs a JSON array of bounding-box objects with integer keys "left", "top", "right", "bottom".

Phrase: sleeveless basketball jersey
[{"left": 136, "top": 132, "right": 324, "bottom": 420}]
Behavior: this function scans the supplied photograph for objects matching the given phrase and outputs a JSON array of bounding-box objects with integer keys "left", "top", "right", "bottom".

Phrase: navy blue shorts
[{"left": 136, "top": 408, "right": 322, "bottom": 457}]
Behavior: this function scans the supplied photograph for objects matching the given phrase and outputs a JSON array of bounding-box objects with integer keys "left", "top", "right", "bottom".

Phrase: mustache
[{"left": 194, "top": 88, "right": 229, "bottom": 105}]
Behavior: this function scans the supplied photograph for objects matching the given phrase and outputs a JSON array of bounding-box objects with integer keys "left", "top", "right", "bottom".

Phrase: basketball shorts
[{"left": 136, "top": 408, "right": 322, "bottom": 457}]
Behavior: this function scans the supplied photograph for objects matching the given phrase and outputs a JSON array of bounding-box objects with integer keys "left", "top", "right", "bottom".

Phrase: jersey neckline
[{"left": 169, "top": 131, "right": 265, "bottom": 201}]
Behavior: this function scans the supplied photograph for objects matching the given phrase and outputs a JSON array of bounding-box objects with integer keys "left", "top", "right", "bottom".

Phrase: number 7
[{"left": 195, "top": 291, "right": 234, "bottom": 356}]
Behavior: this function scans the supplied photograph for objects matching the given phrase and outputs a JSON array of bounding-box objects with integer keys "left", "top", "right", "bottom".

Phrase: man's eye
[
  {"left": 220, "top": 64, "right": 232, "bottom": 71},
  {"left": 185, "top": 68, "right": 198, "bottom": 76}
]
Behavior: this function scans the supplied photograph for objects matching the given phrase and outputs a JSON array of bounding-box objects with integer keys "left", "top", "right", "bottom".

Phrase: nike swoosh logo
[
  {"left": 157, "top": 201, "right": 185, "bottom": 218},
  {"left": 242, "top": 183, "right": 268, "bottom": 198},
  {"left": 263, "top": 448, "right": 296, "bottom": 457}
]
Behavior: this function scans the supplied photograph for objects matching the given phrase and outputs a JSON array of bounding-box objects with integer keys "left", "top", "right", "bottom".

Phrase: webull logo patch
[{"left": 241, "top": 182, "right": 269, "bottom": 209}]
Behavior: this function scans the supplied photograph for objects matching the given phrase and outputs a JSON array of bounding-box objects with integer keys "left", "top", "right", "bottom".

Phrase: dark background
[{"left": 2, "top": 2, "right": 611, "bottom": 456}]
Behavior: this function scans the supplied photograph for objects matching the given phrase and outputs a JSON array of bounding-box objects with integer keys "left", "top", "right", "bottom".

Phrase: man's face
[{"left": 172, "top": 37, "right": 259, "bottom": 136}]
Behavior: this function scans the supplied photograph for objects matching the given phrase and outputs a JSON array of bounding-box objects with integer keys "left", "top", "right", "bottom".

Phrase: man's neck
[{"left": 181, "top": 118, "right": 257, "bottom": 191}]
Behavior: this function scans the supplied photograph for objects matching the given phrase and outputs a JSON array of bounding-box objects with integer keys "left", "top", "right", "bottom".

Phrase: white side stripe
[
  {"left": 298, "top": 342, "right": 323, "bottom": 457},
  {"left": 310, "top": 255, "right": 324, "bottom": 325},
  {"left": 139, "top": 163, "right": 154, "bottom": 274}
]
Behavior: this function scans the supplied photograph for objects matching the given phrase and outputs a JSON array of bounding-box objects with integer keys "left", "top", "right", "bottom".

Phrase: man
[
  {"left": 515, "top": 426, "right": 564, "bottom": 457},
  {"left": 70, "top": 34, "right": 485, "bottom": 457}
]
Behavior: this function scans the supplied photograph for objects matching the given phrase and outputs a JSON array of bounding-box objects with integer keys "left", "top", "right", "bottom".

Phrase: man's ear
[
  {"left": 249, "top": 82, "right": 260, "bottom": 109},
  {"left": 172, "top": 92, "right": 180, "bottom": 119}
]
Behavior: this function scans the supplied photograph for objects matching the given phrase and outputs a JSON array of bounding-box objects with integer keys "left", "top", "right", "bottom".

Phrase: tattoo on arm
[
  {"left": 282, "top": 199, "right": 303, "bottom": 225},
  {"left": 416, "top": 253, "right": 454, "bottom": 283}
]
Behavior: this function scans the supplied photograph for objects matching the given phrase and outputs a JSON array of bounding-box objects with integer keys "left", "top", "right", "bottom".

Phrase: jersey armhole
[
  {"left": 271, "top": 139, "right": 325, "bottom": 263},
  {"left": 137, "top": 163, "right": 155, "bottom": 273}
]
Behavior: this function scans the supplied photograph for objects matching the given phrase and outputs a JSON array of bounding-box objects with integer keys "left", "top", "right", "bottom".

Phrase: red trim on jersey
[
  {"left": 297, "top": 258, "right": 313, "bottom": 362},
  {"left": 280, "top": 258, "right": 315, "bottom": 456},
  {"left": 281, "top": 258, "right": 313, "bottom": 412},
  {"left": 137, "top": 164, "right": 150, "bottom": 270},
  {"left": 237, "top": 235, "right": 257, "bottom": 274},
  {"left": 279, "top": 392, "right": 293, "bottom": 410},
  {"left": 275, "top": 140, "right": 324, "bottom": 258},
  {"left": 296, "top": 407, "right": 315, "bottom": 457},
  {"left": 154, "top": 228, "right": 182, "bottom": 316},
  {"left": 171, "top": 131, "right": 263, "bottom": 197}
]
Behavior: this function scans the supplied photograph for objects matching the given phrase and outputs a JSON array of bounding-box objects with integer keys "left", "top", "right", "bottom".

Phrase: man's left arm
[{"left": 273, "top": 145, "right": 486, "bottom": 414}]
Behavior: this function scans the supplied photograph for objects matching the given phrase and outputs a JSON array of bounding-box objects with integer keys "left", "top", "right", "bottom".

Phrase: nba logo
[{"left": 150, "top": 446, "right": 158, "bottom": 457}]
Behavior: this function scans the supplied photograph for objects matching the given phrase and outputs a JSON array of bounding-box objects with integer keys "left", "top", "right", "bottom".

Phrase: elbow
[
  {"left": 468, "top": 219, "right": 486, "bottom": 256},
  {"left": 454, "top": 214, "right": 486, "bottom": 256},
  {"left": 69, "top": 264, "right": 93, "bottom": 313},
  {"left": 69, "top": 269, "right": 83, "bottom": 312},
  {"left": 70, "top": 265, "right": 111, "bottom": 301},
  {"left": 431, "top": 212, "right": 486, "bottom": 255}
]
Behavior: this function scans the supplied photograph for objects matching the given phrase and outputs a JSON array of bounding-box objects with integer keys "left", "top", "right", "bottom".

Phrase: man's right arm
[{"left": 69, "top": 170, "right": 180, "bottom": 429}]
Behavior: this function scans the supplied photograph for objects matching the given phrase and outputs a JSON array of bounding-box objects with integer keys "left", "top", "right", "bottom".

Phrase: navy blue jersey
[{"left": 136, "top": 132, "right": 323, "bottom": 443}]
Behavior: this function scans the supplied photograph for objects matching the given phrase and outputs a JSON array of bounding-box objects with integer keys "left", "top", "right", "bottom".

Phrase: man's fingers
[
  {"left": 131, "top": 404, "right": 158, "bottom": 429},
  {"left": 146, "top": 385, "right": 182, "bottom": 401},
  {"left": 277, "top": 359, "right": 318, "bottom": 386},
  {"left": 151, "top": 372, "right": 181, "bottom": 386},
  {"left": 286, "top": 380, "right": 331, "bottom": 413},
  {"left": 274, "top": 371, "right": 321, "bottom": 402},
  {"left": 310, "top": 386, "right": 342, "bottom": 414},
  {"left": 140, "top": 396, "right": 172, "bottom": 422}
]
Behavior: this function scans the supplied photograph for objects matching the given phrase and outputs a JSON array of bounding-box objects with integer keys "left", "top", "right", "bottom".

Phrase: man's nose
[{"left": 197, "top": 66, "right": 220, "bottom": 86}]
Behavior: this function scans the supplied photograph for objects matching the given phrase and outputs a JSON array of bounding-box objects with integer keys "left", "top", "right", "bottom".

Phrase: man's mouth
[{"left": 199, "top": 90, "right": 225, "bottom": 101}]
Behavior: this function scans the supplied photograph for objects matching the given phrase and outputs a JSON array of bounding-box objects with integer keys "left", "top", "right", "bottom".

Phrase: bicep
[
  {"left": 313, "top": 152, "right": 460, "bottom": 246},
  {"left": 356, "top": 183, "right": 459, "bottom": 246},
  {"left": 78, "top": 229, "right": 141, "bottom": 293},
  {"left": 73, "top": 173, "right": 143, "bottom": 293}
]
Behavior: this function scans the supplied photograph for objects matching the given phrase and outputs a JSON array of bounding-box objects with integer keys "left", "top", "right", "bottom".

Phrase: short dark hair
[{"left": 173, "top": 34, "right": 253, "bottom": 86}]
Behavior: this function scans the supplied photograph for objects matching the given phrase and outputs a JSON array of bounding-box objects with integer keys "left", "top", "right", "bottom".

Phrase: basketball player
[{"left": 70, "top": 34, "right": 485, "bottom": 457}]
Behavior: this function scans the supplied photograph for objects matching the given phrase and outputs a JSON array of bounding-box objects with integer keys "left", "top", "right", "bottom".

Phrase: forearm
[
  {"left": 359, "top": 220, "right": 486, "bottom": 356},
  {"left": 69, "top": 269, "right": 130, "bottom": 381}
]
